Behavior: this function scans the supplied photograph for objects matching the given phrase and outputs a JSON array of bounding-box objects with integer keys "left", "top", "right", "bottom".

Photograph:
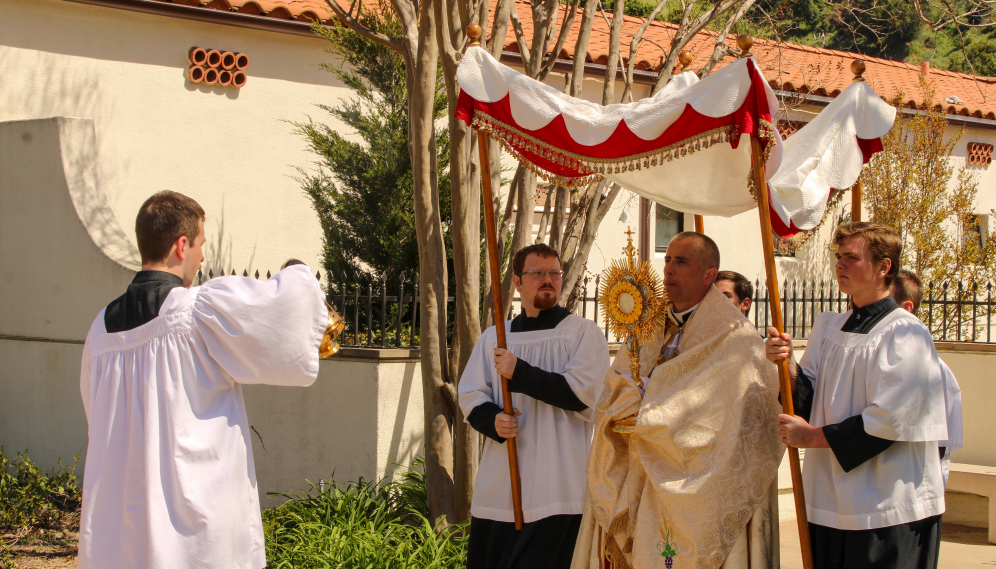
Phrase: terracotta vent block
[
  {"left": 967, "top": 142, "right": 993, "bottom": 166},
  {"left": 777, "top": 120, "right": 807, "bottom": 139},
  {"left": 187, "top": 46, "right": 250, "bottom": 89}
]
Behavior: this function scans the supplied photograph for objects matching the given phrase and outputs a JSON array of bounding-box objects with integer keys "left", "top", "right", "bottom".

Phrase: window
[
  {"left": 655, "top": 204, "right": 684, "bottom": 252},
  {"left": 963, "top": 214, "right": 987, "bottom": 251}
]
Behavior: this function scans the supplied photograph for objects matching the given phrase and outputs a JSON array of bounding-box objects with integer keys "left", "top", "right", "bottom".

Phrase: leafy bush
[
  {"left": 262, "top": 461, "right": 467, "bottom": 569},
  {"left": 0, "top": 447, "right": 81, "bottom": 565}
]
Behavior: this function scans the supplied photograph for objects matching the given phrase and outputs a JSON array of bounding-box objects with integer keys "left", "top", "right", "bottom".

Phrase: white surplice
[
  {"left": 459, "top": 315, "right": 609, "bottom": 523},
  {"left": 799, "top": 309, "right": 948, "bottom": 530},
  {"left": 938, "top": 358, "right": 964, "bottom": 487},
  {"left": 78, "top": 265, "right": 326, "bottom": 569}
]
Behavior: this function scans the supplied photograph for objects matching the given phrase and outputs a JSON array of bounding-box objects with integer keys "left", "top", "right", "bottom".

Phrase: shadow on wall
[
  {"left": 0, "top": 117, "right": 137, "bottom": 341},
  {"left": 0, "top": 117, "right": 140, "bottom": 474}
]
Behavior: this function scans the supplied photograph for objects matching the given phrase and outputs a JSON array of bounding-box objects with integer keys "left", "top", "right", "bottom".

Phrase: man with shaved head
[{"left": 573, "top": 232, "right": 783, "bottom": 569}]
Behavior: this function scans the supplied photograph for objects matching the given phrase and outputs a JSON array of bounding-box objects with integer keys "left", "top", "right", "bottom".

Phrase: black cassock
[
  {"left": 465, "top": 306, "right": 586, "bottom": 569},
  {"left": 792, "top": 297, "right": 943, "bottom": 569}
]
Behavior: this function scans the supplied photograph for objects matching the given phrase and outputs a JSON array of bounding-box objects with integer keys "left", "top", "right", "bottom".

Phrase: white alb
[
  {"left": 459, "top": 315, "right": 609, "bottom": 523},
  {"left": 77, "top": 266, "right": 326, "bottom": 569},
  {"left": 800, "top": 309, "right": 948, "bottom": 530}
]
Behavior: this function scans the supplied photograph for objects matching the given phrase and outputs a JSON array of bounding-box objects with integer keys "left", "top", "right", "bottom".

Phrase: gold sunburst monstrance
[{"left": 598, "top": 228, "right": 666, "bottom": 389}]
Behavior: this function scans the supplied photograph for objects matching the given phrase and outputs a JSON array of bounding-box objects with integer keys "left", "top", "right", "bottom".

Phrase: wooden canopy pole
[
  {"left": 739, "top": 35, "right": 814, "bottom": 569},
  {"left": 468, "top": 23, "right": 525, "bottom": 531},
  {"left": 850, "top": 60, "right": 866, "bottom": 223},
  {"left": 851, "top": 180, "right": 862, "bottom": 222}
]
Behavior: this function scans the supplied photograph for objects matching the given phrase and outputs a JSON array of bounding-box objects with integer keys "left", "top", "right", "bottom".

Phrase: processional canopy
[{"left": 454, "top": 41, "right": 896, "bottom": 238}]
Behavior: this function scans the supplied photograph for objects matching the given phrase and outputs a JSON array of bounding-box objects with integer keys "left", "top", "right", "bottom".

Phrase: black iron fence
[
  {"left": 195, "top": 269, "right": 996, "bottom": 346},
  {"left": 751, "top": 279, "right": 996, "bottom": 343}
]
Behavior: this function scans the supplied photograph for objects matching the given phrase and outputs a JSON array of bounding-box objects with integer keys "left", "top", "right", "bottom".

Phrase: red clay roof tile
[{"left": 148, "top": 0, "right": 996, "bottom": 118}]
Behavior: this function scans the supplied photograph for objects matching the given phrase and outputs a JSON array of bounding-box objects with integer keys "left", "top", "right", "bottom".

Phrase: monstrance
[
  {"left": 319, "top": 302, "right": 345, "bottom": 359},
  {"left": 598, "top": 229, "right": 666, "bottom": 432}
]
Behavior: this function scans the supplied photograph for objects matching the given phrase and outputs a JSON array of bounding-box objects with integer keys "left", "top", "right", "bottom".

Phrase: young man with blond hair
[
  {"left": 459, "top": 243, "right": 609, "bottom": 569},
  {"left": 766, "top": 223, "right": 948, "bottom": 569},
  {"left": 78, "top": 191, "right": 326, "bottom": 569}
]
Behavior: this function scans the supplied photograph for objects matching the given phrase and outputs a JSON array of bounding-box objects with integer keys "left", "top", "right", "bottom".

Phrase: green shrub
[
  {"left": 0, "top": 447, "right": 81, "bottom": 565},
  {"left": 262, "top": 461, "right": 467, "bottom": 569}
]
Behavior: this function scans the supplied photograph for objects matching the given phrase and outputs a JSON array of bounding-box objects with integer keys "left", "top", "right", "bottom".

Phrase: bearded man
[
  {"left": 460, "top": 243, "right": 610, "bottom": 569},
  {"left": 573, "top": 232, "right": 784, "bottom": 569}
]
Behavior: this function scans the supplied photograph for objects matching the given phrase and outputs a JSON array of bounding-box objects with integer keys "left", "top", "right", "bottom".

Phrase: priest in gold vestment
[{"left": 572, "top": 233, "right": 784, "bottom": 569}]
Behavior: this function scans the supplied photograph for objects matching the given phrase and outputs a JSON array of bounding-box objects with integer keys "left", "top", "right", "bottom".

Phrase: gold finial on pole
[
  {"left": 673, "top": 50, "right": 693, "bottom": 75},
  {"left": 737, "top": 34, "right": 753, "bottom": 58},
  {"left": 851, "top": 59, "right": 867, "bottom": 82},
  {"left": 467, "top": 23, "right": 482, "bottom": 46}
]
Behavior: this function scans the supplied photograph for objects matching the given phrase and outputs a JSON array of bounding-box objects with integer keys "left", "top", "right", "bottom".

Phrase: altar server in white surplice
[
  {"left": 78, "top": 191, "right": 326, "bottom": 569},
  {"left": 891, "top": 269, "right": 963, "bottom": 487},
  {"left": 766, "top": 222, "right": 948, "bottom": 569},
  {"left": 459, "top": 243, "right": 609, "bottom": 569}
]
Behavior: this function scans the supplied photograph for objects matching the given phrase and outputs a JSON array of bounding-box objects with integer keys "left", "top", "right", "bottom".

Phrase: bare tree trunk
[
  {"left": 570, "top": 0, "right": 599, "bottom": 97},
  {"left": 405, "top": 0, "right": 458, "bottom": 529},
  {"left": 436, "top": 0, "right": 482, "bottom": 524},
  {"left": 482, "top": 167, "right": 518, "bottom": 329},
  {"left": 549, "top": 186, "right": 568, "bottom": 251},
  {"left": 560, "top": 181, "right": 622, "bottom": 308},
  {"left": 536, "top": 185, "right": 554, "bottom": 243},
  {"left": 601, "top": 0, "right": 625, "bottom": 105},
  {"left": 506, "top": 166, "right": 536, "bottom": 316},
  {"left": 621, "top": 0, "right": 671, "bottom": 102}
]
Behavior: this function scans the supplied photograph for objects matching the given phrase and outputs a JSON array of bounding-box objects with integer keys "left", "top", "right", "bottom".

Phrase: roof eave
[
  {"left": 63, "top": 0, "right": 322, "bottom": 38},
  {"left": 57, "top": 1, "right": 996, "bottom": 130},
  {"left": 773, "top": 90, "right": 996, "bottom": 131}
]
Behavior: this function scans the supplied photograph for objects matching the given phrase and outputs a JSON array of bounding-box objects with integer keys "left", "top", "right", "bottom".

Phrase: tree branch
[
  {"left": 653, "top": 0, "right": 743, "bottom": 91},
  {"left": 601, "top": 0, "right": 626, "bottom": 105},
  {"left": 324, "top": 0, "right": 407, "bottom": 52},
  {"left": 487, "top": 0, "right": 513, "bottom": 58},
  {"left": 570, "top": 0, "right": 599, "bottom": 97},
  {"left": 537, "top": 0, "right": 581, "bottom": 82},
  {"left": 698, "top": 0, "right": 755, "bottom": 77},
  {"left": 622, "top": 0, "right": 672, "bottom": 102},
  {"left": 509, "top": 1, "right": 533, "bottom": 71}
]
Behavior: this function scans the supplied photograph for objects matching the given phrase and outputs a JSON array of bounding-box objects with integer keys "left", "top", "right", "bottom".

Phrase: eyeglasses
[{"left": 520, "top": 269, "right": 564, "bottom": 280}]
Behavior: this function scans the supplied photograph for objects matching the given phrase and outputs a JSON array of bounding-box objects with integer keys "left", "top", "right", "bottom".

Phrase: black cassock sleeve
[
  {"left": 822, "top": 415, "right": 895, "bottom": 473},
  {"left": 793, "top": 368, "right": 816, "bottom": 422},
  {"left": 787, "top": 369, "right": 894, "bottom": 473},
  {"left": 468, "top": 402, "right": 506, "bottom": 444},
  {"left": 508, "top": 359, "right": 587, "bottom": 412}
]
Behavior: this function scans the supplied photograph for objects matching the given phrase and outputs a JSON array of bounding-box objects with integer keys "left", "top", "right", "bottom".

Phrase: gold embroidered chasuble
[{"left": 572, "top": 286, "right": 784, "bottom": 569}]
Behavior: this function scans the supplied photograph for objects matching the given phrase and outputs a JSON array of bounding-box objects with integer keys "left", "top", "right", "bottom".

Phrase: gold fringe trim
[
  {"left": 773, "top": 188, "right": 846, "bottom": 254},
  {"left": 471, "top": 113, "right": 738, "bottom": 188},
  {"left": 745, "top": 119, "right": 779, "bottom": 202}
]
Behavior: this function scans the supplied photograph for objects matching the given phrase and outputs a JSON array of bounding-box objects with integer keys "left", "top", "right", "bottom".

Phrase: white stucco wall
[
  {"left": 0, "top": 0, "right": 357, "bottom": 274},
  {"left": 0, "top": 339, "right": 426, "bottom": 504}
]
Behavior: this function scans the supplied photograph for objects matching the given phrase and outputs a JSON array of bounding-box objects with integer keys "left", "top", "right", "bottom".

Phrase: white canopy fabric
[
  {"left": 455, "top": 45, "right": 894, "bottom": 236},
  {"left": 767, "top": 81, "right": 896, "bottom": 235}
]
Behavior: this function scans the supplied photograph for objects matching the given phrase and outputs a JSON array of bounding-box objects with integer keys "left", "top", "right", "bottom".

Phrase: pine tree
[{"left": 294, "top": 5, "right": 450, "bottom": 288}]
